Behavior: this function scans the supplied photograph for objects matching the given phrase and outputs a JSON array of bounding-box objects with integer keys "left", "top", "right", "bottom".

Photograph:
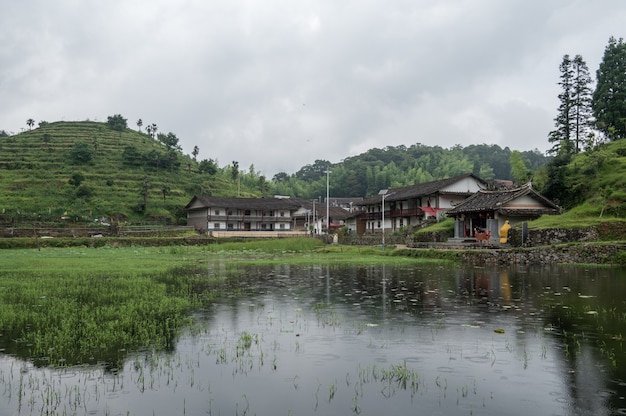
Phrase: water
[{"left": 1, "top": 263, "right": 625, "bottom": 415}]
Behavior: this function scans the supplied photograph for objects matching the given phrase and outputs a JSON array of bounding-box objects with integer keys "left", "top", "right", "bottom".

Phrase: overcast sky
[{"left": 2, "top": 1, "right": 625, "bottom": 176}]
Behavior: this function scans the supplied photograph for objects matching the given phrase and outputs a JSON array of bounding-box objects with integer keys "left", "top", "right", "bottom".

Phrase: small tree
[
  {"left": 192, "top": 145, "right": 199, "bottom": 160},
  {"left": 42, "top": 133, "right": 52, "bottom": 148},
  {"left": 231, "top": 160, "right": 239, "bottom": 182},
  {"left": 198, "top": 158, "right": 218, "bottom": 175},
  {"left": 68, "top": 172, "right": 85, "bottom": 188},
  {"left": 160, "top": 185, "right": 170, "bottom": 202},
  {"left": 140, "top": 177, "right": 151, "bottom": 212},
  {"left": 509, "top": 151, "right": 532, "bottom": 185},
  {"left": 136, "top": 118, "right": 143, "bottom": 132},
  {"left": 26, "top": 119, "right": 35, "bottom": 130},
  {"left": 69, "top": 142, "right": 94, "bottom": 164},
  {"left": 106, "top": 114, "right": 128, "bottom": 131}
]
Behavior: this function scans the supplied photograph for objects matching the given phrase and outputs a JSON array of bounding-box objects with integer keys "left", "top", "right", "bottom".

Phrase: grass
[{"left": 0, "top": 240, "right": 452, "bottom": 368}]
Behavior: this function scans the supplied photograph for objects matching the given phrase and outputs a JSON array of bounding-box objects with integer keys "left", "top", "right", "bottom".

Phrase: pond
[{"left": 1, "top": 262, "right": 625, "bottom": 415}]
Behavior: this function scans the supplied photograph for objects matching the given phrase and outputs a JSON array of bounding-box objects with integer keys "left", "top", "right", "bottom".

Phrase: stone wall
[
  {"left": 508, "top": 226, "right": 599, "bottom": 247},
  {"left": 461, "top": 243, "right": 624, "bottom": 265}
]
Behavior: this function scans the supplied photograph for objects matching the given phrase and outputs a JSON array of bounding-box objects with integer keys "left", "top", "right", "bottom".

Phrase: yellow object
[{"left": 499, "top": 220, "right": 511, "bottom": 243}]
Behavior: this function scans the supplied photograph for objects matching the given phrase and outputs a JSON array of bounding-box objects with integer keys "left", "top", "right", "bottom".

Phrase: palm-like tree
[{"left": 26, "top": 119, "right": 35, "bottom": 130}]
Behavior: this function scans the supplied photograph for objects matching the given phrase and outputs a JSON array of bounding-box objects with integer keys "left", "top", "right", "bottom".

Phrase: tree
[
  {"left": 68, "top": 172, "right": 85, "bottom": 188},
  {"left": 509, "top": 151, "right": 531, "bottom": 185},
  {"left": 136, "top": 119, "right": 143, "bottom": 132},
  {"left": 198, "top": 158, "right": 218, "bottom": 175},
  {"left": 140, "top": 177, "right": 151, "bottom": 212},
  {"left": 571, "top": 55, "right": 594, "bottom": 152},
  {"left": 272, "top": 172, "right": 290, "bottom": 183},
  {"left": 69, "top": 142, "right": 94, "bottom": 164},
  {"left": 160, "top": 185, "right": 170, "bottom": 202},
  {"left": 42, "top": 133, "right": 52, "bottom": 148},
  {"left": 157, "top": 132, "right": 181, "bottom": 151},
  {"left": 549, "top": 55, "right": 575, "bottom": 155},
  {"left": 593, "top": 36, "right": 626, "bottom": 140},
  {"left": 26, "top": 119, "right": 35, "bottom": 130},
  {"left": 122, "top": 145, "right": 143, "bottom": 166},
  {"left": 106, "top": 114, "right": 128, "bottom": 131},
  {"left": 192, "top": 145, "right": 199, "bottom": 160},
  {"left": 231, "top": 161, "right": 239, "bottom": 182},
  {"left": 150, "top": 123, "right": 158, "bottom": 139},
  {"left": 549, "top": 54, "right": 593, "bottom": 155}
]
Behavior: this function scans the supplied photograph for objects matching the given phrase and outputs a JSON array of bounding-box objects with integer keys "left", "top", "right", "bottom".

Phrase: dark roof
[
  {"left": 446, "top": 184, "right": 560, "bottom": 216},
  {"left": 357, "top": 173, "right": 486, "bottom": 205},
  {"left": 185, "top": 195, "right": 303, "bottom": 211}
]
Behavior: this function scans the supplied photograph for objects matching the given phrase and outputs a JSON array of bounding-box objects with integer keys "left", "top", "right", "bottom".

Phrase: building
[
  {"left": 353, "top": 174, "right": 487, "bottom": 234},
  {"left": 185, "top": 196, "right": 306, "bottom": 235},
  {"left": 185, "top": 195, "right": 352, "bottom": 236},
  {"left": 445, "top": 183, "right": 560, "bottom": 241}
]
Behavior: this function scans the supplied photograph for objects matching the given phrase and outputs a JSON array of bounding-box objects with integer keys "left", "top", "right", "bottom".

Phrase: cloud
[{"left": 1, "top": 0, "right": 625, "bottom": 176}]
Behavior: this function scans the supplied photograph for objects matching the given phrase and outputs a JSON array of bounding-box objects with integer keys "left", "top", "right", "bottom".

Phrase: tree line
[{"left": 543, "top": 36, "right": 626, "bottom": 208}]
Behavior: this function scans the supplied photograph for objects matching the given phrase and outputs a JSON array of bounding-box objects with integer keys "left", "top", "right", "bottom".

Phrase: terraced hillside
[{"left": 0, "top": 121, "right": 255, "bottom": 225}]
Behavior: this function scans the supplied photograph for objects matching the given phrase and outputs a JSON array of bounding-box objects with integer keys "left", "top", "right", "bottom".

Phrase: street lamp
[
  {"left": 378, "top": 189, "right": 395, "bottom": 251},
  {"left": 325, "top": 170, "right": 330, "bottom": 234}
]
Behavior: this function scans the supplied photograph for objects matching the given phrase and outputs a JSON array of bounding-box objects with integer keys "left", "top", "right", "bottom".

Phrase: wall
[{"left": 460, "top": 243, "right": 623, "bottom": 265}]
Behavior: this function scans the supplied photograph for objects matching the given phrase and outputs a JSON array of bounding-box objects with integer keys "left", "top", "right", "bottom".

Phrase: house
[
  {"left": 185, "top": 196, "right": 306, "bottom": 235},
  {"left": 185, "top": 195, "right": 352, "bottom": 236},
  {"left": 353, "top": 174, "right": 487, "bottom": 235},
  {"left": 445, "top": 183, "right": 560, "bottom": 241}
]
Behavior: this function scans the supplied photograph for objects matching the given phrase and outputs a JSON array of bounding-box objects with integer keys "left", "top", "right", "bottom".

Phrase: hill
[
  {"left": 530, "top": 138, "right": 626, "bottom": 230},
  {"left": 0, "top": 121, "right": 261, "bottom": 225}
]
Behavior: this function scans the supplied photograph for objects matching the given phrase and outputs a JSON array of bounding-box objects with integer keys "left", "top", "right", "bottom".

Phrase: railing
[
  {"left": 357, "top": 207, "right": 424, "bottom": 220},
  {"left": 208, "top": 214, "right": 290, "bottom": 221}
]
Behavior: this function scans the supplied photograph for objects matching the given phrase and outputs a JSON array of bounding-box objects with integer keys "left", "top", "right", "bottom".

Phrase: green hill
[
  {"left": 0, "top": 121, "right": 260, "bottom": 225},
  {"left": 531, "top": 138, "right": 626, "bottom": 230}
]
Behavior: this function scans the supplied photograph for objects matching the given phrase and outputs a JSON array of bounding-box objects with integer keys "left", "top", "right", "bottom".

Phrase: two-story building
[
  {"left": 185, "top": 195, "right": 352, "bottom": 236},
  {"left": 185, "top": 196, "right": 305, "bottom": 234},
  {"left": 353, "top": 173, "right": 487, "bottom": 234}
]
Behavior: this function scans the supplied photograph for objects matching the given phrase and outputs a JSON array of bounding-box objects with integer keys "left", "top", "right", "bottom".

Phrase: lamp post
[
  {"left": 325, "top": 170, "right": 330, "bottom": 234},
  {"left": 378, "top": 189, "right": 395, "bottom": 251}
]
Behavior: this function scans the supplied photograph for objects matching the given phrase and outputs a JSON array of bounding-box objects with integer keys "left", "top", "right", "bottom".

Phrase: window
[
  {"left": 227, "top": 223, "right": 234, "bottom": 230},
  {"left": 261, "top": 224, "right": 267, "bottom": 230},
  {"left": 280, "top": 211, "right": 285, "bottom": 217},
  {"left": 227, "top": 210, "right": 233, "bottom": 216},
  {"left": 279, "top": 224, "right": 285, "bottom": 229},
  {"left": 214, "top": 223, "right": 220, "bottom": 229},
  {"left": 215, "top": 209, "right": 220, "bottom": 215},
  {"left": 377, "top": 221, "right": 381, "bottom": 228},
  {"left": 269, "top": 211, "right": 274, "bottom": 216}
]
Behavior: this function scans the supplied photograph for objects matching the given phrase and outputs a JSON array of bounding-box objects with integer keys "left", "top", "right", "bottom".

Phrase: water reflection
[{"left": 0, "top": 263, "right": 624, "bottom": 416}]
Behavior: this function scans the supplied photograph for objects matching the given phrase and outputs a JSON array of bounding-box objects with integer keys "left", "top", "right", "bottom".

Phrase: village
[{"left": 184, "top": 173, "right": 560, "bottom": 245}]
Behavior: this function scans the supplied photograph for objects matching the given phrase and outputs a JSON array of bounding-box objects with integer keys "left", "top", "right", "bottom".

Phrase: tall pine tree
[
  {"left": 548, "top": 54, "right": 593, "bottom": 155},
  {"left": 592, "top": 36, "right": 626, "bottom": 140},
  {"left": 571, "top": 55, "right": 594, "bottom": 152}
]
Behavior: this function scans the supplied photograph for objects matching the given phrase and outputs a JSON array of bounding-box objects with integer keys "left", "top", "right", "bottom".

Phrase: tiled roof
[
  {"left": 185, "top": 196, "right": 302, "bottom": 211},
  {"left": 446, "top": 184, "right": 560, "bottom": 216},
  {"left": 357, "top": 173, "right": 485, "bottom": 205}
]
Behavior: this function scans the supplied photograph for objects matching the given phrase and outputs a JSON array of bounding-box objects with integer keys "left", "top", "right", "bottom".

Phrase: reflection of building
[
  {"left": 352, "top": 174, "right": 487, "bottom": 235},
  {"left": 446, "top": 183, "right": 560, "bottom": 242}
]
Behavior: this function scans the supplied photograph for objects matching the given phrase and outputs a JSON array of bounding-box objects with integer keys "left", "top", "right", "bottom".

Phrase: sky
[{"left": 2, "top": 1, "right": 625, "bottom": 177}]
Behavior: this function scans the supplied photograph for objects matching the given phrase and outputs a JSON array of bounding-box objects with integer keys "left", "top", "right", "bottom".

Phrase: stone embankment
[
  {"left": 405, "top": 225, "right": 625, "bottom": 265},
  {"left": 460, "top": 243, "right": 624, "bottom": 265}
]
